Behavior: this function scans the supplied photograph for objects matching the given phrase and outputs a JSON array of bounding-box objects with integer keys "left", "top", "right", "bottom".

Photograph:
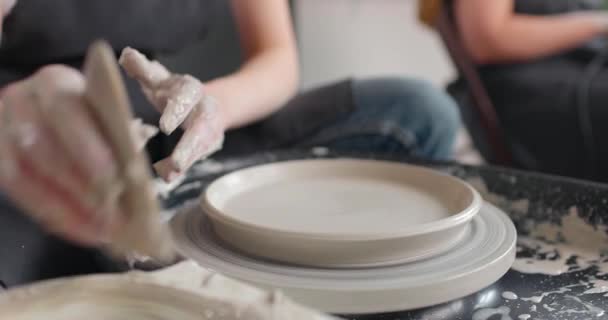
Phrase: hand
[
  {"left": 592, "top": 12, "right": 608, "bottom": 33},
  {"left": 570, "top": 11, "right": 608, "bottom": 33},
  {"left": 0, "top": 65, "right": 153, "bottom": 246},
  {"left": 0, "top": 0, "right": 17, "bottom": 42},
  {"left": 119, "top": 47, "right": 226, "bottom": 182},
  {"left": 0, "top": 0, "right": 16, "bottom": 17}
]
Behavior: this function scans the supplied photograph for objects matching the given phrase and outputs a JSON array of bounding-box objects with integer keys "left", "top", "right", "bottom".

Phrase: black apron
[{"left": 0, "top": 0, "right": 211, "bottom": 65}]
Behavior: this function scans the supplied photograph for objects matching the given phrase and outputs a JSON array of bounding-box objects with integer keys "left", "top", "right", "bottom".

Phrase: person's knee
[
  {"left": 351, "top": 77, "right": 461, "bottom": 158},
  {"left": 427, "top": 90, "right": 461, "bottom": 141},
  {"left": 355, "top": 77, "right": 460, "bottom": 133},
  {"left": 411, "top": 80, "right": 461, "bottom": 154}
]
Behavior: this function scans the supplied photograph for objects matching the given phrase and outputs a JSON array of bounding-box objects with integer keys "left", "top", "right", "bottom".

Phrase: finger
[
  {"left": 3, "top": 90, "right": 89, "bottom": 206},
  {"left": 158, "top": 75, "right": 203, "bottom": 134},
  {"left": 40, "top": 93, "right": 125, "bottom": 209},
  {"left": 1, "top": 69, "right": 123, "bottom": 245},
  {"left": 168, "top": 104, "right": 224, "bottom": 173},
  {"left": 27, "top": 66, "right": 124, "bottom": 227},
  {"left": 152, "top": 157, "right": 180, "bottom": 182},
  {"left": 155, "top": 133, "right": 224, "bottom": 183},
  {"left": 0, "top": 140, "right": 108, "bottom": 246},
  {"left": 119, "top": 47, "right": 171, "bottom": 89},
  {"left": 9, "top": 75, "right": 124, "bottom": 212},
  {"left": 5, "top": 118, "right": 120, "bottom": 243},
  {"left": 130, "top": 118, "right": 159, "bottom": 151},
  {"left": 33, "top": 68, "right": 126, "bottom": 235},
  {"left": 154, "top": 133, "right": 223, "bottom": 183}
]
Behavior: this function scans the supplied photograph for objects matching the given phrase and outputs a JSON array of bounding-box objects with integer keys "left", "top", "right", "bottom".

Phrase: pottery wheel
[{"left": 170, "top": 202, "right": 516, "bottom": 314}]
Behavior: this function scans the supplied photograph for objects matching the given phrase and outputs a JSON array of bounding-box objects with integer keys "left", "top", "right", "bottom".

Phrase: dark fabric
[
  {"left": 0, "top": 194, "right": 123, "bottom": 288},
  {"left": 478, "top": 56, "right": 592, "bottom": 179},
  {"left": 0, "top": 0, "right": 214, "bottom": 66},
  {"left": 451, "top": 0, "right": 608, "bottom": 182},
  {"left": 482, "top": 1, "right": 608, "bottom": 182},
  {"left": 514, "top": 0, "right": 607, "bottom": 54},
  {"left": 514, "top": 0, "right": 603, "bottom": 14},
  {"left": 219, "top": 80, "right": 355, "bottom": 156}
]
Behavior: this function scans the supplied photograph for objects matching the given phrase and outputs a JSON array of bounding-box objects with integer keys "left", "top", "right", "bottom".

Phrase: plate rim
[{"left": 201, "top": 158, "right": 482, "bottom": 241}]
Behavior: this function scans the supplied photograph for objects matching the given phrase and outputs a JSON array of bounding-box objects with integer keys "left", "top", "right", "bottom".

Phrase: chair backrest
[{"left": 435, "top": 0, "right": 513, "bottom": 166}]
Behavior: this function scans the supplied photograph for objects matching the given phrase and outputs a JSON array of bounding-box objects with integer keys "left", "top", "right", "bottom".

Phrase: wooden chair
[{"left": 434, "top": 0, "right": 513, "bottom": 166}]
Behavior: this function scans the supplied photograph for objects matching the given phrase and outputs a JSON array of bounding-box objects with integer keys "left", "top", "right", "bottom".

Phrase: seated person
[
  {"left": 0, "top": 0, "right": 460, "bottom": 282},
  {"left": 449, "top": 0, "right": 608, "bottom": 181}
]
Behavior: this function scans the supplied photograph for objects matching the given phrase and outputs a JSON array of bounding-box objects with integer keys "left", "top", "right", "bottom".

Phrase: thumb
[
  {"left": 129, "top": 118, "right": 158, "bottom": 152},
  {"left": 153, "top": 157, "right": 181, "bottom": 182}
]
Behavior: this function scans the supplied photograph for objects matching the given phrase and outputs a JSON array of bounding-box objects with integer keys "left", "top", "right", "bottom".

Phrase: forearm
[
  {"left": 456, "top": 0, "right": 608, "bottom": 64},
  {"left": 204, "top": 45, "right": 299, "bottom": 130},
  {"left": 472, "top": 14, "right": 605, "bottom": 63}
]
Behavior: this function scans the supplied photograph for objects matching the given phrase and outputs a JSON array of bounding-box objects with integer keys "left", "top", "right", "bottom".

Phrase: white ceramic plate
[
  {"left": 202, "top": 159, "right": 482, "bottom": 267},
  {"left": 172, "top": 201, "right": 517, "bottom": 314},
  {"left": 0, "top": 277, "right": 222, "bottom": 320},
  {"left": 0, "top": 262, "right": 339, "bottom": 320}
]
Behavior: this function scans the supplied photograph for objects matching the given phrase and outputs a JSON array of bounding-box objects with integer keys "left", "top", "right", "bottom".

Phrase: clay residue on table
[
  {"left": 513, "top": 207, "right": 608, "bottom": 277},
  {"left": 467, "top": 176, "right": 608, "bottom": 319},
  {"left": 466, "top": 177, "right": 530, "bottom": 218}
]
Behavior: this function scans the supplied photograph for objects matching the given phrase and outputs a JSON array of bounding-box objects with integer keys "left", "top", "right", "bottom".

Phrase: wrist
[
  {"left": 206, "top": 94, "right": 230, "bottom": 132},
  {"left": 201, "top": 83, "right": 232, "bottom": 131},
  {"left": 583, "top": 12, "right": 608, "bottom": 34}
]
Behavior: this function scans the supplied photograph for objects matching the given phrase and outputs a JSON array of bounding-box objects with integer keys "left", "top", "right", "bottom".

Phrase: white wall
[
  {"left": 295, "top": 0, "right": 455, "bottom": 90},
  {"left": 296, "top": 1, "right": 481, "bottom": 164}
]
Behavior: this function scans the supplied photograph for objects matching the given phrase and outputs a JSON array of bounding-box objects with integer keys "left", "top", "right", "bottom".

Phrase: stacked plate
[{"left": 171, "top": 159, "right": 517, "bottom": 314}]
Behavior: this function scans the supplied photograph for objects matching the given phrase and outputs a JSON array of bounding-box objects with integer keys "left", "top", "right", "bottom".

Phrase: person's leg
[
  {"left": 221, "top": 77, "right": 460, "bottom": 160},
  {"left": 306, "top": 77, "right": 461, "bottom": 160}
]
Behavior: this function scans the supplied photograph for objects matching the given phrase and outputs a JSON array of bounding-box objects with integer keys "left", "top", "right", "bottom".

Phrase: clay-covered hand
[
  {"left": 0, "top": 0, "right": 18, "bottom": 42},
  {"left": 0, "top": 65, "right": 154, "bottom": 246},
  {"left": 0, "top": 0, "right": 16, "bottom": 17},
  {"left": 119, "top": 47, "right": 226, "bottom": 182}
]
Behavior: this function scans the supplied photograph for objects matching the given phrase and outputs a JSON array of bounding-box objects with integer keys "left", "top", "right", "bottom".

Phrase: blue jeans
[{"left": 304, "top": 77, "right": 461, "bottom": 160}]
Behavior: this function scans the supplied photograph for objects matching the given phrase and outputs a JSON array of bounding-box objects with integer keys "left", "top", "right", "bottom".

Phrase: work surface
[{"left": 1, "top": 149, "right": 607, "bottom": 320}]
